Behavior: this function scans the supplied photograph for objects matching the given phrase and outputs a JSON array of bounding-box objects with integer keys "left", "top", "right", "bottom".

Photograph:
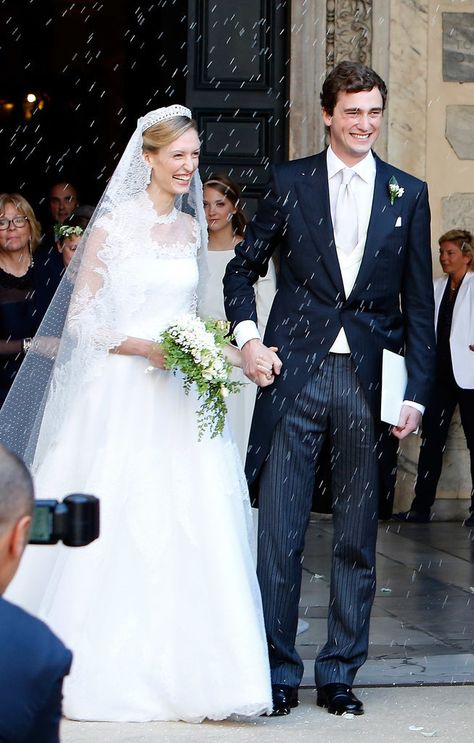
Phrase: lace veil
[{"left": 0, "top": 104, "right": 209, "bottom": 467}]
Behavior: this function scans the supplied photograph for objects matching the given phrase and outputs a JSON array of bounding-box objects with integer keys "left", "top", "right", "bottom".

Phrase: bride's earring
[{"left": 143, "top": 154, "right": 152, "bottom": 185}]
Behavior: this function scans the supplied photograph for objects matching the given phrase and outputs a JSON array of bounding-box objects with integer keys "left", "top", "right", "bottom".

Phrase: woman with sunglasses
[{"left": 0, "top": 193, "right": 52, "bottom": 404}]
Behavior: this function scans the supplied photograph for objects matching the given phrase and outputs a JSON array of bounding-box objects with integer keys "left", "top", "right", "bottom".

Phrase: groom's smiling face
[{"left": 322, "top": 87, "right": 384, "bottom": 167}]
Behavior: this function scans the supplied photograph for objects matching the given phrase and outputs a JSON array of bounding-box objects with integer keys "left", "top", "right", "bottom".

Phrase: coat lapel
[
  {"left": 294, "top": 151, "right": 344, "bottom": 294},
  {"left": 452, "top": 271, "right": 473, "bottom": 328},
  {"left": 433, "top": 276, "right": 448, "bottom": 329},
  {"left": 348, "top": 155, "right": 402, "bottom": 301}
]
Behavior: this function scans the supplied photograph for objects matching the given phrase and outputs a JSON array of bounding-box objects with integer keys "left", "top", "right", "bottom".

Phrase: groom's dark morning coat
[{"left": 224, "top": 150, "right": 436, "bottom": 519}]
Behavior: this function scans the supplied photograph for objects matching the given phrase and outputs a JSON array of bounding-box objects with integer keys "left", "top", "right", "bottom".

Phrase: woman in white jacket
[{"left": 393, "top": 229, "right": 474, "bottom": 526}]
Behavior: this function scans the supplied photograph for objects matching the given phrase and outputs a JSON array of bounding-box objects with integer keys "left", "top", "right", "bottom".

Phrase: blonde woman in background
[
  {"left": 0, "top": 193, "right": 53, "bottom": 404},
  {"left": 393, "top": 229, "right": 474, "bottom": 526}
]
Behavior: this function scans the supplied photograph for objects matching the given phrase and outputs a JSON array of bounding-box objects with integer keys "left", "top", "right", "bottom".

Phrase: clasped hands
[
  {"left": 144, "top": 339, "right": 280, "bottom": 379},
  {"left": 241, "top": 339, "right": 282, "bottom": 387}
]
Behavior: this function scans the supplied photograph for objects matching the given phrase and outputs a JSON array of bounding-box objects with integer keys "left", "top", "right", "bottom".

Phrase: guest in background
[
  {"left": 393, "top": 229, "right": 474, "bottom": 526},
  {"left": 0, "top": 194, "right": 54, "bottom": 405},
  {"left": 36, "top": 180, "right": 81, "bottom": 291},
  {"left": 48, "top": 180, "right": 79, "bottom": 226},
  {"left": 200, "top": 174, "right": 277, "bottom": 461},
  {"left": 55, "top": 217, "right": 86, "bottom": 270}
]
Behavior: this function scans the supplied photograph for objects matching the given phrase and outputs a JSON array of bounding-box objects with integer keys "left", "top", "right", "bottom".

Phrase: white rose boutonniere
[{"left": 388, "top": 175, "right": 405, "bottom": 206}]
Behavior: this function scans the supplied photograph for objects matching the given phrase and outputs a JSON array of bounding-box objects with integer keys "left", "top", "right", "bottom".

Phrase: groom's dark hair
[{"left": 320, "top": 61, "right": 387, "bottom": 115}]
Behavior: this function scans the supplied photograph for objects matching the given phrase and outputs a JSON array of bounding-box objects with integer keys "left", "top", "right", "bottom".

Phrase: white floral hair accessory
[
  {"left": 388, "top": 175, "right": 404, "bottom": 206},
  {"left": 139, "top": 105, "right": 192, "bottom": 133},
  {"left": 54, "top": 223, "right": 84, "bottom": 240}
]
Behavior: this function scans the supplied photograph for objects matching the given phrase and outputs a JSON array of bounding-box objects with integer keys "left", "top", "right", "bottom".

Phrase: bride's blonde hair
[{"left": 142, "top": 116, "right": 198, "bottom": 152}]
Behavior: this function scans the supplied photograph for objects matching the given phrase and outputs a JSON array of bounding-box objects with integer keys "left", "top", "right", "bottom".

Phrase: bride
[{"left": 0, "top": 105, "right": 272, "bottom": 722}]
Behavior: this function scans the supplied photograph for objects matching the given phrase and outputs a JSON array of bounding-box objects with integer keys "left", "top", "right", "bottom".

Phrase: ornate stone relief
[{"left": 326, "top": 0, "right": 373, "bottom": 71}]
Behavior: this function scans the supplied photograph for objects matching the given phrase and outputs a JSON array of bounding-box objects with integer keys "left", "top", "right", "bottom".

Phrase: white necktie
[{"left": 334, "top": 168, "right": 359, "bottom": 255}]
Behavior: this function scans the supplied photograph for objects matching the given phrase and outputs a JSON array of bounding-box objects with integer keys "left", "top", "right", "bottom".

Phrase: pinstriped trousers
[{"left": 257, "top": 354, "right": 379, "bottom": 688}]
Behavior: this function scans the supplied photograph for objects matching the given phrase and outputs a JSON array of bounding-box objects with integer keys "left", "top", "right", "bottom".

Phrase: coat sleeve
[
  {"left": 400, "top": 181, "right": 436, "bottom": 406},
  {"left": 255, "top": 258, "right": 277, "bottom": 336},
  {"left": 223, "top": 167, "right": 286, "bottom": 329}
]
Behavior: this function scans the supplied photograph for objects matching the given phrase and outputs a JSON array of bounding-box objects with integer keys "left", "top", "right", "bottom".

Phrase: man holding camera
[{"left": 0, "top": 445, "right": 72, "bottom": 743}]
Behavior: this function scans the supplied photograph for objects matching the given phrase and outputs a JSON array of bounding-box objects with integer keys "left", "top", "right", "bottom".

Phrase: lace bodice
[
  {"left": 108, "top": 195, "right": 199, "bottom": 339},
  {"left": 71, "top": 191, "right": 200, "bottom": 342},
  {"left": 119, "top": 244, "right": 199, "bottom": 339}
]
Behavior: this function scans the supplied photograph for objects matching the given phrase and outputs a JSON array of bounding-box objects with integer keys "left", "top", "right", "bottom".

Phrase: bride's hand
[
  {"left": 146, "top": 341, "right": 166, "bottom": 369},
  {"left": 223, "top": 344, "right": 242, "bottom": 368}
]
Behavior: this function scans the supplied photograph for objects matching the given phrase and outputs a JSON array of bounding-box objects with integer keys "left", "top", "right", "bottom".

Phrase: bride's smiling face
[{"left": 144, "top": 129, "right": 201, "bottom": 197}]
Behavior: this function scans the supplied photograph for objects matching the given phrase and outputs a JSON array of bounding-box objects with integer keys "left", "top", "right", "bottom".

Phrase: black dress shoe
[
  {"left": 391, "top": 509, "right": 431, "bottom": 523},
  {"left": 317, "top": 683, "right": 364, "bottom": 715},
  {"left": 270, "top": 684, "right": 299, "bottom": 716}
]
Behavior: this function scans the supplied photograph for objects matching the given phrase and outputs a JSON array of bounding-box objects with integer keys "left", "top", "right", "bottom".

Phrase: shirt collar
[{"left": 326, "top": 146, "right": 376, "bottom": 184}]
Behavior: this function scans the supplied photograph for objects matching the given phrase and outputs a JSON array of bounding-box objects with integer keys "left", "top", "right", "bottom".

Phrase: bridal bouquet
[{"left": 158, "top": 315, "right": 241, "bottom": 440}]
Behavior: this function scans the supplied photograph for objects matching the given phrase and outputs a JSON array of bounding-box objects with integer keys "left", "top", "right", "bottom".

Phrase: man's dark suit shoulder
[
  {"left": 0, "top": 596, "right": 72, "bottom": 743},
  {"left": 271, "top": 151, "right": 427, "bottom": 195},
  {"left": 372, "top": 153, "right": 427, "bottom": 195},
  {"left": 272, "top": 152, "right": 323, "bottom": 180}
]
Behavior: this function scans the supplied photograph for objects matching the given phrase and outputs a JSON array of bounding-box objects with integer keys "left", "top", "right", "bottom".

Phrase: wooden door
[{"left": 186, "top": 0, "right": 289, "bottom": 213}]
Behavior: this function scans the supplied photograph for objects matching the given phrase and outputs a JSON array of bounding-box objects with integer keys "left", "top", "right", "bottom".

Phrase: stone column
[{"left": 288, "top": 2, "right": 327, "bottom": 159}]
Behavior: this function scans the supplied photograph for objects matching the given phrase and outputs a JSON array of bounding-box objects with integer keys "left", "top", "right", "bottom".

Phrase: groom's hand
[
  {"left": 241, "top": 339, "right": 282, "bottom": 387},
  {"left": 391, "top": 404, "right": 422, "bottom": 440}
]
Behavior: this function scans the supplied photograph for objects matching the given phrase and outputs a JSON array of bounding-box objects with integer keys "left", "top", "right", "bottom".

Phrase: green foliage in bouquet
[{"left": 159, "top": 316, "right": 242, "bottom": 440}]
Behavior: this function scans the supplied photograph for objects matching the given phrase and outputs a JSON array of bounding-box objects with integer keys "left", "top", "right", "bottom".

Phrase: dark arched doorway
[{"left": 0, "top": 0, "right": 289, "bottom": 218}]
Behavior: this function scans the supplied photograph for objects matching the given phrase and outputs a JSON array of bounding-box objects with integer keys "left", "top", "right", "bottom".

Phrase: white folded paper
[{"left": 381, "top": 349, "right": 407, "bottom": 426}]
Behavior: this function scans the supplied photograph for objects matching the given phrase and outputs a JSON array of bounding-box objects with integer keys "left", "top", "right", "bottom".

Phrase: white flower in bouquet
[{"left": 158, "top": 315, "right": 241, "bottom": 440}]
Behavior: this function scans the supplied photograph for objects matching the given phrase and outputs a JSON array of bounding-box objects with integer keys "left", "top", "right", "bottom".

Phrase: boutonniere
[{"left": 388, "top": 175, "right": 404, "bottom": 205}]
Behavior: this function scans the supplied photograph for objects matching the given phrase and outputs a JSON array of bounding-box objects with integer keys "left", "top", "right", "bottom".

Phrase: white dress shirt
[
  {"left": 234, "top": 148, "right": 376, "bottom": 350},
  {"left": 327, "top": 146, "right": 375, "bottom": 352}
]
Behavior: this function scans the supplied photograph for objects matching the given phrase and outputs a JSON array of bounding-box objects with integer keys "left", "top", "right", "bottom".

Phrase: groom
[{"left": 224, "top": 61, "right": 435, "bottom": 716}]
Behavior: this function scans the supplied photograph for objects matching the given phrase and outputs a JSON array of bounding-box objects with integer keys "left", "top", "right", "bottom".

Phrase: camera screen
[{"left": 29, "top": 504, "right": 53, "bottom": 542}]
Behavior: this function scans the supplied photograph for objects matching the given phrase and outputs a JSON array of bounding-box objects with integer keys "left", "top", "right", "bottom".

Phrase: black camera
[{"left": 29, "top": 494, "right": 100, "bottom": 547}]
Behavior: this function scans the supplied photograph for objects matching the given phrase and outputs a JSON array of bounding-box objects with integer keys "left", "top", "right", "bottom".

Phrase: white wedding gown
[{"left": 7, "top": 198, "right": 272, "bottom": 722}]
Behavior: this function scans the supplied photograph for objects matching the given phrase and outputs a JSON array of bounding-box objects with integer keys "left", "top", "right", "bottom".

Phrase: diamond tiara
[{"left": 139, "top": 105, "right": 192, "bottom": 134}]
